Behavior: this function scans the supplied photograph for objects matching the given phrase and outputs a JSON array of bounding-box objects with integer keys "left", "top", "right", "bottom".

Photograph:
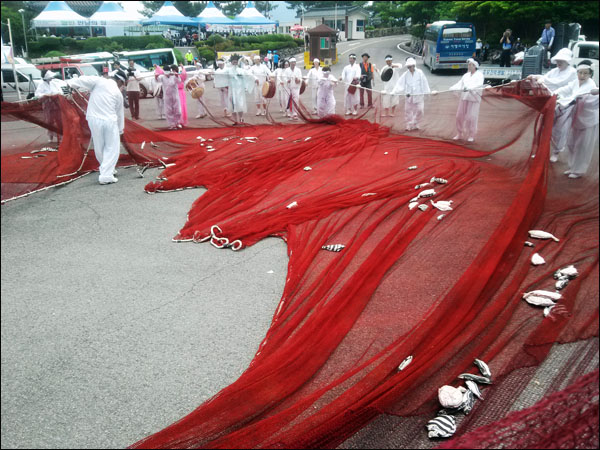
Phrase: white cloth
[
  {"left": 274, "top": 67, "right": 287, "bottom": 109},
  {"left": 250, "top": 62, "right": 271, "bottom": 103},
  {"left": 317, "top": 73, "right": 337, "bottom": 118},
  {"left": 126, "top": 68, "right": 141, "bottom": 92},
  {"left": 539, "top": 66, "right": 577, "bottom": 93},
  {"left": 567, "top": 90, "right": 598, "bottom": 174},
  {"left": 450, "top": 70, "right": 484, "bottom": 139},
  {"left": 555, "top": 77, "right": 597, "bottom": 107},
  {"left": 87, "top": 116, "right": 121, "bottom": 183},
  {"left": 35, "top": 79, "right": 63, "bottom": 97},
  {"left": 66, "top": 76, "right": 124, "bottom": 132},
  {"left": 307, "top": 66, "right": 322, "bottom": 111},
  {"left": 341, "top": 62, "right": 361, "bottom": 110},
  {"left": 225, "top": 65, "right": 255, "bottom": 114},
  {"left": 284, "top": 66, "right": 302, "bottom": 116},
  {"left": 381, "top": 64, "right": 401, "bottom": 109}
]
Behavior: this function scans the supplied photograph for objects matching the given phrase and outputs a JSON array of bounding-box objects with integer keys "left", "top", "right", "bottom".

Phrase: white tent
[
  {"left": 234, "top": 1, "right": 276, "bottom": 26},
  {"left": 31, "top": 1, "right": 88, "bottom": 28},
  {"left": 142, "top": 1, "right": 197, "bottom": 26},
  {"left": 197, "top": 1, "right": 233, "bottom": 25},
  {"left": 89, "top": 1, "right": 142, "bottom": 37}
]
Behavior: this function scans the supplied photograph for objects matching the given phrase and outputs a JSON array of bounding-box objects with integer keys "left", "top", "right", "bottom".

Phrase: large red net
[{"left": 1, "top": 80, "right": 598, "bottom": 448}]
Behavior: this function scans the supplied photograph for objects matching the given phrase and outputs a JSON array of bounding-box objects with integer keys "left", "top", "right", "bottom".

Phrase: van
[
  {"left": 1, "top": 58, "right": 43, "bottom": 102},
  {"left": 36, "top": 61, "right": 100, "bottom": 81},
  {"left": 570, "top": 41, "right": 599, "bottom": 85}
]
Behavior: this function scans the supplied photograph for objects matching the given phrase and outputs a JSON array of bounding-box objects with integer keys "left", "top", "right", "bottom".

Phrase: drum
[
  {"left": 185, "top": 78, "right": 199, "bottom": 92},
  {"left": 262, "top": 80, "right": 276, "bottom": 98},
  {"left": 191, "top": 86, "right": 204, "bottom": 99},
  {"left": 299, "top": 79, "right": 307, "bottom": 95},
  {"left": 347, "top": 79, "right": 360, "bottom": 94},
  {"left": 381, "top": 66, "right": 393, "bottom": 82}
]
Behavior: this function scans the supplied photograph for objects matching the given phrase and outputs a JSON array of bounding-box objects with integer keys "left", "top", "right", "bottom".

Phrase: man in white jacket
[
  {"left": 555, "top": 61, "right": 599, "bottom": 178},
  {"left": 35, "top": 70, "right": 65, "bottom": 142},
  {"left": 450, "top": 58, "right": 485, "bottom": 142},
  {"left": 284, "top": 57, "right": 303, "bottom": 120},
  {"left": 340, "top": 54, "right": 361, "bottom": 115},
  {"left": 306, "top": 58, "right": 323, "bottom": 114},
  {"left": 392, "top": 57, "right": 430, "bottom": 130},
  {"left": 380, "top": 55, "right": 402, "bottom": 117},
  {"left": 250, "top": 54, "right": 271, "bottom": 116},
  {"left": 67, "top": 70, "right": 125, "bottom": 185}
]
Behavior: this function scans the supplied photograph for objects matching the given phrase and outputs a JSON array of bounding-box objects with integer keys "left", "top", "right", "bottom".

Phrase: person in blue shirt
[
  {"left": 540, "top": 19, "right": 555, "bottom": 67},
  {"left": 273, "top": 50, "right": 280, "bottom": 69}
]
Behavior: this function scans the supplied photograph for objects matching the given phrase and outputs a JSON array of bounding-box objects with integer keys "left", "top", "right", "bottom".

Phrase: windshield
[
  {"left": 80, "top": 65, "right": 99, "bottom": 76},
  {"left": 442, "top": 27, "right": 473, "bottom": 39},
  {"left": 18, "top": 66, "right": 42, "bottom": 80}
]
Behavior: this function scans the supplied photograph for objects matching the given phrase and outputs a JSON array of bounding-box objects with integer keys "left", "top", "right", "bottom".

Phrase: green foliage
[
  {"left": 285, "top": 1, "right": 368, "bottom": 15},
  {"left": 173, "top": 48, "right": 184, "bottom": 64},
  {"left": 197, "top": 47, "right": 216, "bottom": 62},
  {"left": 409, "top": 24, "right": 427, "bottom": 39},
  {"left": 206, "top": 34, "right": 226, "bottom": 46},
  {"left": 44, "top": 50, "right": 67, "bottom": 58}
]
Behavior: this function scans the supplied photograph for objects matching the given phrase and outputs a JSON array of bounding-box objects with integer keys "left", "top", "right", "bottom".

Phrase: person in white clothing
[
  {"left": 554, "top": 61, "right": 599, "bottom": 178},
  {"left": 450, "top": 58, "right": 485, "bottom": 142},
  {"left": 35, "top": 70, "right": 65, "bottom": 142},
  {"left": 380, "top": 55, "right": 402, "bottom": 117},
  {"left": 306, "top": 58, "right": 323, "bottom": 114},
  {"left": 340, "top": 54, "right": 361, "bottom": 115},
  {"left": 152, "top": 65, "right": 166, "bottom": 120},
  {"left": 225, "top": 54, "right": 256, "bottom": 124},
  {"left": 528, "top": 48, "right": 578, "bottom": 162},
  {"left": 190, "top": 65, "right": 208, "bottom": 119},
  {"left": 274, "top": 60, "right": 289, "bottom": 112},
  {"left": 392, "top": 57, "right": 430, "bottom": 130},
  {"left": 213, "top": 59, "right": 231, "bottom": 117},
  {"left": 250, "top": 55, "right": 271, "bottom": 116},
  {"left": 284, "top": 57, "right": 303, "bottom": 120},
  {"left": 67, "top": 70, "right": 126, "bottom": 185},
  {"left": 316, "top": 66, "right": 337, "bottom": 118}
]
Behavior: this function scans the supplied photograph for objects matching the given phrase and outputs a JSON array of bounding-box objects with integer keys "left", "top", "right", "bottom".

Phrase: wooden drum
[
  {"left": 185, "top": 78, "right": 199, "bottom": 92},
  {"left": 262, "top": 79, "right": 276, "bottom": 98},
  {"left": 191, "top": 86, "right": 204, "bottom": 99},
  {"left": 299, "top": 79, "right": 307, "bottom": 95}
]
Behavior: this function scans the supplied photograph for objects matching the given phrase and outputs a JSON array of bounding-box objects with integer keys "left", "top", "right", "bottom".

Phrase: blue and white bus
[{"left": 423, "top": 21, "right": 476, "bottom": 72}]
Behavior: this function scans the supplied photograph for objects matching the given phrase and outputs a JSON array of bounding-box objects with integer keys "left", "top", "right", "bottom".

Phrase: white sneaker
[
  {"left": 262, "top": 110, "right": 267, "bottom": 116},
  {"left": 195, "top": 114, "right": 202, "bottom": 119},
  {"left": 563, "top": 169, "right": 572, "bottom": 175},
  {"left": 99, "top": 176, "right": 118, "bottom": 185},
  {"left": 177, "top": 124, "right": 182, "bottom": 129},
  {"left": 549, "top": 155, "right": 558, "bottom": 163},
  {"left": 568, "top": 173, "right": 581, "bottom": 179},
  {"left": 467, "top": 137, "right": 474, "bottom": 142},
  {"left": 352, "top": 110, "right": 358, "bottom": 116},
  {"left": 256, "top": 111, "right": 261, "bottom": 116},
  {"left": 113, "top": 169, "right": 118, "bottom": 175},
  {"left": 453, "top": 135, "right": 460, "bottom": 140},
  {"left": 345, "top": 110, "right": 351, "bottom": 115}
]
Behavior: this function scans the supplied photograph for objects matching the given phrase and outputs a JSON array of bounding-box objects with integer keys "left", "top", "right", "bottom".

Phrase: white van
[
  {"left": 1, "top": 58, "right": 43, "bottom": 102},
  {"left": 570, "top": 41, "right": 599, "bottom": 86}
]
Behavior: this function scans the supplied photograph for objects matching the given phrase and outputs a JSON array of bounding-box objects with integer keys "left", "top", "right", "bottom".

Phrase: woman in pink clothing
[
  {"left": 175, "top": 64, "right": 188, "bottom": 126},
  {"left": 154, "top": 64, "right": 181, "bottom": 129}
]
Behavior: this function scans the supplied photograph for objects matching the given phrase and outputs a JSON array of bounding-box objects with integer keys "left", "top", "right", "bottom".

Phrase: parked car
[
  {"left": 36, "top": 61, "right": 99, "bottom": 81},
  {"left": 1, "top": 58, "right": 43, "bottom": 101}
]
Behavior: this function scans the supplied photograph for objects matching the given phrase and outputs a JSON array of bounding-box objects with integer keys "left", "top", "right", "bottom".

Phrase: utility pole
[
  {"left": 7, "top": 19, "right": 22, "bottom": 101},
  {"left": 18, "top": 9, "right": 28, "bottom": 57}
]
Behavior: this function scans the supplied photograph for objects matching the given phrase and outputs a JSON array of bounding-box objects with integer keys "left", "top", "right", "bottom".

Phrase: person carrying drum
[
  {"left": 340, "top": 54, "right": 361, "bottom": 116},
  {"left": 380, "top": 55, "right": 402, "bottom": 117},
  {"left": 284, "top": 57, "right": 303, "bottom": 120},
  {"left": 250, "top": 54, "right": 272, "bottom": 116}
]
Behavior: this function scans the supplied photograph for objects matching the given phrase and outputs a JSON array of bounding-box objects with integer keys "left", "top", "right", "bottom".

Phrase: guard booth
[{"left": 303, "top": 24, "right": 339, "bottom": 69}]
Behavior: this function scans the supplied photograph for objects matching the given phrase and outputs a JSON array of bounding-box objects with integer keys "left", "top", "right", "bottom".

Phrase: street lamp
[{"left": 18, "top": 8, "right": 28, "bottom": 57}]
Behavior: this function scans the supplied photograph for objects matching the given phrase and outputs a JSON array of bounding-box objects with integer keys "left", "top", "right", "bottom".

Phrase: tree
[
  {"left": 140, "top": 1, "right": 206, "bottom": 18},
  {"left": 371, "top": 1, "right": 406, "bottom": 27},
  {"left": 218, "top": 1, "right": 244, "bottom": 17},
  {"left": 1, "top": 2, "right": 28, "bottom": 56},
  {"left": 285, "top": 1, "right": 367, "bottom": 15},
  {"left": 255, "top": 1, "right": 276, "bottom": 18}
]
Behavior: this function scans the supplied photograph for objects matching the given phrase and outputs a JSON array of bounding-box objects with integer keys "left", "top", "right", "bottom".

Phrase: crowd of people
[{"left": 32, "top": 43, "right": 597, "bottom": 187}]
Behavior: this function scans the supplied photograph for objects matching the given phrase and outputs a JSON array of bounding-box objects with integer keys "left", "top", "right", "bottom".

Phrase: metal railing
[{"left": 365, "top": 27, "right": 408, "bottom": 39}]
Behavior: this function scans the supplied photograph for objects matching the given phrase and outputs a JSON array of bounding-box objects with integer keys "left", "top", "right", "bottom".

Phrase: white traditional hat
[
  {"left": 466, "top": 58, "right": 480, "bottom": 68},
  {"left": 313, "top": 58, "right": 320, "bottom": 63},
  {"left": 405, "top": 57, "right": 417, "bottom": 66},
  {"left": 253, "top": 54, "right": 261, "bottom": 60},
  {"left": 551, "top": 48, "right": 573, "bottom": 64},
  {"left": 44, "top": 70, "right": 57, "bottom": 80},
  {"left": 289, "top": 57, "right": 296, "bottom": 62}
]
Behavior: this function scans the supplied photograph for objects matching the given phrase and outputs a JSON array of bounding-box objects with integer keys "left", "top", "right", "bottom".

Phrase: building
[
  {"left": 298, "top": 6, "right": 370, "bottom": 40},
  {"left": 269, "top": 1, "right": 298, "bottom": 35}
]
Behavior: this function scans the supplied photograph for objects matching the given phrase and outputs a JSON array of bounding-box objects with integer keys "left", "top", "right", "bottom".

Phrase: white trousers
[
  {"left": 254, "top": 82, "right": 267, "bottom": 105},
  {"left": 278, "top": 83, "right": 287, "bottom": 110},
  {"left": 405, "top": 99, "right": 424, "bottom": 129},
  {"left": 155, "top": 96, "right": 165, "bottom": 119},
  {"left": 288, "top": 86, "right": 300, "bottom": 116},
  {"left": 218, "top": 87, "right": 229, "bottom": 111},
  {"left": 344, "top": 89, "right": 359, "bottom": 110},
  {"left": 311, "top": 86, "right": 318, "bottom": 111},
  {"left": 455, "top": 99, "right": 481, "bottom": 139},
  {"left": 88, "top": 117, "right": 120, "bottom": 183},
  {"left": 196, "top": 98, "right": 206, "bottom": 116},
  {"left": 551, "top": 103, "right": 575, "bottom": 155},
  {"left": 382, "top": 92, "right": 399, "bottom": 110},
  {"left": 567, "top": 123, "right": 598, "bottom": 175}
]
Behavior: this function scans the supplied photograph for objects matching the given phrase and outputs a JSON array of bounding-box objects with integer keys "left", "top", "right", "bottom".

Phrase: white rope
[{"left": 1, "top": 172, "right": 91, "bottom": 204}]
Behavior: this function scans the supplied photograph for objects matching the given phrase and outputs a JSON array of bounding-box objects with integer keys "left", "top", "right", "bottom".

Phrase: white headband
[
  {"left": 385, "top": 56, "right": 393, "bottom": 61},
  {"left": 405, "top": 57, "right": 416, "bottom": 66},
  {"left": 313, "top": 58, "right": 319, "bottom": 63},
  {"left": 289, "top": 57, "right": 296, "bottom": 62},
  {"left": 467, "top": 58, "right": 480, "bottom": 68},
  {"left": 577, "top": 64, "right": 592, "bottom": 71}
]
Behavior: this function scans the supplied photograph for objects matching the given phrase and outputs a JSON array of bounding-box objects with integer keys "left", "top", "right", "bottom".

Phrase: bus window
[{"left": 442, "top": 27, "right": 473, "bottom": 39}]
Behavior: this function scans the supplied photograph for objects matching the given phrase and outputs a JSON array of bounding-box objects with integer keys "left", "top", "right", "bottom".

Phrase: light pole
[{"left": 18, "top": 8, "right": 28, "bottom": 57}]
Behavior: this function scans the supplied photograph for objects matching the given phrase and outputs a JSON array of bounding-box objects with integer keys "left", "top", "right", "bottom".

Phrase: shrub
[
  {"left": 206, "top": 34, "right": 225, "bottom": 46},
  {"left": 44, "top": 50, "right": 67, "bottom": 57},
  {"left": 173, "top": 48, "right": 184, "bottom": 64},
  {"left": 197, "top": 48, "right": 215, "bottom": 61}
]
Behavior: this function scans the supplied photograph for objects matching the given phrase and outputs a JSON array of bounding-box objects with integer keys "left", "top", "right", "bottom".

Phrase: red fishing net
[{"left": 1, "top": 80, "right": 598, "bottom": 448}]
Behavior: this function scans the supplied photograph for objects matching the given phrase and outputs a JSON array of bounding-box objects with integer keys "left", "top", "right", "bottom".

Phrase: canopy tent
[
  {"left": 197, "top": 1, "right": 234, "bottom": 26},
  {"left": 89, "top": 2, "right": 142, "bottom": 27},
  {"left": 233, "top": 1, "right": 276, "bottom": 25},
  {"left": 141, "top": 1, "right": 197, "bottom": 26},
  {"left": 31, "top": 1, "right": 88, "bottom": 28}
]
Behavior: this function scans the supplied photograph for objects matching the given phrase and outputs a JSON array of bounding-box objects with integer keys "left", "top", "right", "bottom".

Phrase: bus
[{"left": 423, "top": 21, "right": 476, "bottom": 72}]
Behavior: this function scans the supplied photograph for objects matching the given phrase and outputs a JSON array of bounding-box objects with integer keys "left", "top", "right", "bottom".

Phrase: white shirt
[
  {"left": 67, "top": 76, "right": 124, "bottom": 132},
  {"left": 35, "top": 79, "right": 64, "bottom": 97},
  {"left": 392, "top": 68, "right": 430, "bottom": 101},
  {"left": 555, "top": 77, "right": 598, "bottom": 109},
  {"left": 307, "top": 66, "right": 323, "bottom": 88},
  {"left": 539, "top": 66, "right": 577, "bottom": 93},
  {"left": 214, "top": 66, "right": 228, "bottom": 88},
  {"left": 341, "top": 63, "right": 361, "bottom": 84},
  {"left": 450, "top": 70, "right": 485, "bottom": 102},
  {"left": 250, "top": 62, "right": 271, "bottom": 84},
  {"left": 381, "top": 64, "right": 401, "bottom": 92},
  {"left": 284, "top": 66, "right": 303, "bottom": 89},
  {"left": 125, "top": 68, "right": 141, "bottom": 92}
]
